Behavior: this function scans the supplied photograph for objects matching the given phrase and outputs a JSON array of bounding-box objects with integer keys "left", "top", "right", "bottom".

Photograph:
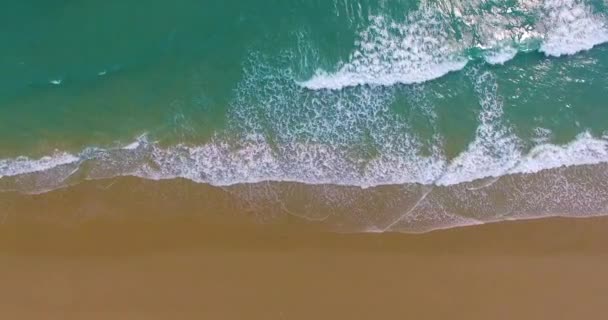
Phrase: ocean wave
[
  {"left": 539, "top": 0, "right": 608, "bottom": 56},
  {"left": 301, "top": 0, "right": 608, "bottom": 90},
  {"left": 2, "top": 53, "right": 608, "bottom": 193}
]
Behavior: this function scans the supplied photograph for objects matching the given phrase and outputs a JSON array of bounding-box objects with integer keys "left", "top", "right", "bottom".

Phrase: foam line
[{"left": 0, "top": 131, "right": 606, "bottom": 190}]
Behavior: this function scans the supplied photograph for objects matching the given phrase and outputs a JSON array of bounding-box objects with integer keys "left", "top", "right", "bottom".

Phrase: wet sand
[{"left": 1, "top": 177, "right": 607, "bottom": 319}]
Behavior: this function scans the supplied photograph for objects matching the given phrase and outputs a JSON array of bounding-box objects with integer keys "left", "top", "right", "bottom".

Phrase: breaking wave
[{"left": 302, "top": 0, "right": 608, "bottom": 90}]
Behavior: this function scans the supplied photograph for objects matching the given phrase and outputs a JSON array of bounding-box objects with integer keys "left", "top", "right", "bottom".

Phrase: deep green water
[{"left": 1, "top": 1, "right": 608, "bottom": 230}]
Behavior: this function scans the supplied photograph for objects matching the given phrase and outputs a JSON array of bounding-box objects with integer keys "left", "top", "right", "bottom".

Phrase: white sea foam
[
  {"left": 121, "top": 134, "right": 149, "bottom": 150},
  {"left": 511, "top": 132, "right": 608, "bottom": 174},
  {"left": 301, "top": 0, "right": 608, "bottom": 90},
  {"left": 437, "top": 70, "right": 521, "bottom": 186},
  {"left": 484, "top": 47, "right": 518, "bottom": 65},
  {"left": 0, "top": 152, "right": 79, "bottom": 179},
  {"left": 532, "top": 127, "right": 553, "bottom": 144},
  {"left": 301, "top": 13, "right": 469, "bottom": 90}
]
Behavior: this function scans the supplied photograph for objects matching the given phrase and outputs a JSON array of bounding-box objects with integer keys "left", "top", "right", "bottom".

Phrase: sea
[{"left": 1, "top": 0, "right": 608, "bottom": 232}]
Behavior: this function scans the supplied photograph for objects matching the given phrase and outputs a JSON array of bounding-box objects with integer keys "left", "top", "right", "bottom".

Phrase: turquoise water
[{"left": 1, "top": 0, "right": 608, "bottom": 230}]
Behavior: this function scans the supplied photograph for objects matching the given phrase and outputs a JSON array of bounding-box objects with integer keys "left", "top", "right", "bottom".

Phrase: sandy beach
[
  {"left": 3, "top": 1, "right": 608, "bottom": 318},
  {"left": 1, "top": 177, "right": 607, "bottom": 319}
]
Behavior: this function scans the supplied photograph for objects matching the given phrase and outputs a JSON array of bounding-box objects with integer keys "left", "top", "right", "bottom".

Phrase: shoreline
[{"left": 3, "top": 168, "right": 608, "bottom": 233}]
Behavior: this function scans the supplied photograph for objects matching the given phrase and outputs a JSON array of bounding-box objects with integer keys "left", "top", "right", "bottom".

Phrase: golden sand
[{"left": 1, "top": 177, "right": 607, "bottom": 319}]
